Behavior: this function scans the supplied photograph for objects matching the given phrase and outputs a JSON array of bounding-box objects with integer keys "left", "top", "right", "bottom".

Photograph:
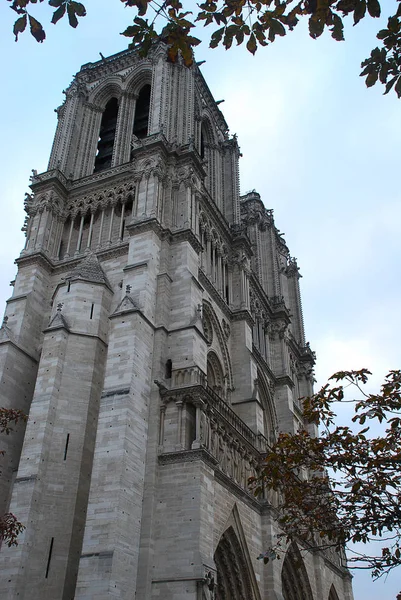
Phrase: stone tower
[{"left": 0, "top": 44, "right": 353, "bottom": 600}]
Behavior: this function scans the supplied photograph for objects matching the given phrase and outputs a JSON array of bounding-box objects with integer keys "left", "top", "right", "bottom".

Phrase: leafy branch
[
  {"left": 250, "top": 369, "right": 401, "bottom": 579},
  {"left": 0, "top": 407, "right": 26, "bottom": 547},
  {"left": 5, "top": 0, "right": 401, "bottom": 96}
]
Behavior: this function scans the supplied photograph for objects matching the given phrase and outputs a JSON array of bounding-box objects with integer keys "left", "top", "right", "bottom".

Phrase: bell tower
[{"left": 0, "top": 43, "right": 353, "bottom": 600}]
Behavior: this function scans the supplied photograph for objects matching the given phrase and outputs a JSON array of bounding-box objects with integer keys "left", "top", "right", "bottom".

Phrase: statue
[{"left": 202, "top": 571, "right": 216, "bottom": 600}]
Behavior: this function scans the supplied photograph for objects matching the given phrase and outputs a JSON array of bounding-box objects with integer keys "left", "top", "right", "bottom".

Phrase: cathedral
[{"left": 0, "top": 43, "right": 353, "bottom": 599}]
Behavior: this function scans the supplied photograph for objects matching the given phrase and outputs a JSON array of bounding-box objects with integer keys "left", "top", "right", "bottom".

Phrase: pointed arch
[
  {"left": 328, "top": 584, "right": 340, "bottom": 600},
  {"left": 200, "top": 115, "right": 216, "bottom": 156},
  {"left": 90, "top": 78, "right": 123, "bottom": 108},
  {"left": 214, "top": 505, "right": 261, "bottom": 600},
  {"left": 202, "top": 300, "right": 233, "bottom": 394},
  {"left": 200, "top": 114, "right": 219, "bottom": 200},
  {"left": 207, "top": 351, "right": 224, "bottom": 396},
  {"left": 257, "top": 368, "right": 277, "bottom": 443},
  {"left": 214, "top": 526, "right": 259, "bottom": 600},
  {"left": 282, "top": 543, "right": 314, "bottom": 600},
  {"left": 132, "top": 84, "right": 151, "bottom": 139},
  {"left": 124, "top": 65, "right": 152, "bottom": 95}
]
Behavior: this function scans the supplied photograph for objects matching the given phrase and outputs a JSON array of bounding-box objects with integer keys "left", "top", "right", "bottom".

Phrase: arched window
[
  {"left": 199, "top": 119, "right": 216, "bottom": 197},
  {"left": 328, "top": 585, "right": 340, "bottom": 600},
  {"left": 257, "top": 370, "right": 275, "bottom": 443},
  {"left": 133, "top": 84, "right": 151, "bottom": 139},
  {"left": 200, "top": 125, "right": 206, "bottom": 159},
  {"left": 94, "top": 97, "right": 119, "bottom": 172},
  {"left": 207, "top": 352, "right": 225, "bottom": 398},
  {"left": 165, "top": 359, "right": 172, "bottom": 379}
]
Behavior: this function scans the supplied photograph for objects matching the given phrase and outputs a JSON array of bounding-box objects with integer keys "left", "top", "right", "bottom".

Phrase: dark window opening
[
  {"left": 200, "top": 128, "right": 205, "bottom": 159},
  {"left": 125, "top": 195, "right": 134, "bottom": 214},
  {"left": 133, "top": 85, "right": 151, "bottom": 140},
  {"left": 67, "top": 281, "right": 71, "bottom": 293},
  {"left": 185, "top": 404, "right": 196, "bottom": 449},
  {"left": 90, "top": 303, "right": 94, "bottom": 319},
  {"left": 63, "top": 434, "right": 70, "bottom": 460},
  {"left": 165, "top": 359, "right": 172, "bottom": 379},
  {"left": 94, "top": 97, "right": 119, "bottom": 173},
  {"left": 45, "top": 537, "right": 54, "bottom": 578}
]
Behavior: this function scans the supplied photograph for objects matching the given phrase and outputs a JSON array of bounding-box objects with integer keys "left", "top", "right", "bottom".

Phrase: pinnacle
[{"left": 47, "top": 310, "right": 70, "bottom": 331}]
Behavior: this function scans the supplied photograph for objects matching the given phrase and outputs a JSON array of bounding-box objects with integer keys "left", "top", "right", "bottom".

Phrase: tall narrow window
[
  {"left": 45, "top": 537, "right": 54, "bottom": 578},
  {"left": 133, "top": 85, "right": 151, "bottom": 139},
  {"left": 165, "top": 359, "right": 172, "bottom": 379},
  {"left": 200, "top": 127, "right": 205, "bottom": 159},
  {"left": 94, "top": 97, "right": 119, "bottom": 172},
  {"left": 63, "top": 433, "right": 70, "bottom": 460}
]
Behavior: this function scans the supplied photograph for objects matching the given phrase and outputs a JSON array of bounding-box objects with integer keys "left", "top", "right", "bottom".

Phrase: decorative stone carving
[
  {"left": 202, "top": 310, "right": 213, "bottom": 345},
  {"left": 268, "top": 319, "right": 288, "bottom": 340},
  {"left": 202, "top": 571, "right": 216, "bottom": 600},
  {"left": 221, "top": 319, "right": 230, "bottom": 340},
  {"left": 286, "top": 255, "right": 301, "bottom": 278}
]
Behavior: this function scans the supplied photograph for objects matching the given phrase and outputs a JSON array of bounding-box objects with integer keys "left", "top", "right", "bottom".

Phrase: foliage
[
  {"left": 5, "top": 0, "right": 401, "bottom": 95},
  {"left": 251, "top": 369, "right": 401, "bottom": 579},
  {"left": 0, "top": 408, "right": 26, "bottom": 547}
]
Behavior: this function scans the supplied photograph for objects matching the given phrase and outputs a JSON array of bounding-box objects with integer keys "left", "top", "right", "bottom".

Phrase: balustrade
[{"left": 158, "top": 384, "right": 272, "bottom": 501}]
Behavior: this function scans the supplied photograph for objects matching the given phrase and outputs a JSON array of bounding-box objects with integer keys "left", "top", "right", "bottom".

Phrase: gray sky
[{"left": 0, "top": 1, "right": 400, "bottom": 597}]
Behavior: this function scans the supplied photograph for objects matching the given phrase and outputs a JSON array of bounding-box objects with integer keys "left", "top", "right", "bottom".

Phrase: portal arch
[
  {"left": 214, "top": 526, "right": 255, "bottom": 600},
  {"left": 282, "top": 542, "right": 314, "bottom": 600},
  {"left": 328, "top": 584, "right": 340, "bottom": 600}
]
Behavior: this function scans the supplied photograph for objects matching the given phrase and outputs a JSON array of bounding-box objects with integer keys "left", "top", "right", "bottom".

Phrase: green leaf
[
  {"left": 367, "top": 0, "right": 380, "bottom": 18},
  {"left": 308, "top": 15, "right": 325, "bottom": 39},
  {"left": 235, "top": 29, "right": 244, "bottom": 45},
  {"left": 13, "top": 13, "right": 27, "bottom": 40},
  {"left": 51, "top": 4, "right": 66, "bottom": 24},
  {"left": 384, "top": 75, "right": 398, "bottom": 95},
  {"left": 210, "top": 26, "right": 224, "bottom": 48},
  {"left": 67, "top": 4, "right": 78, "bottom": 28},
  {"left": 246, "top": 32, "right": 257, "bottom": 54},
  {"left": 70, "top": 1, "right": 86, "bottom": 17},
  {"left": 353, "top": 0, "right": 366, "bottom": 26},
  {"left": 379, "top": 63, "right": 389, "bottom": 84},
  {"left": 395, "top": 76, "right": 401, "bottom": 98},
  {"left": 254, "top": 27, "right": 268, "bottom": 46},
  {"left": 269, "top": 18, "right": 285, "bottom": 41},
  {"left": 387, "top": 16, "right": 400, "bottom": 34},
  {"left": 330, "top": 14, "right": 344, "bottom": 41},
  {"left": 28, "top": 14, "right": 45, "bottom": 42},
  {"left": 49, "top": 0, "right": 64, "bottom": 6}
]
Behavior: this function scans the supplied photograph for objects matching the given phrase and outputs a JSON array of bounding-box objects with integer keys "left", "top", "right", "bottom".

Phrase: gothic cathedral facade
[{"left": 0, "top": 44, "right": 353, "bottom": 600}]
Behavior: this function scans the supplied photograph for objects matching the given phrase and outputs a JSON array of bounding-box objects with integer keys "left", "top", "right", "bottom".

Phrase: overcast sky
[{"left": 0, "top": 1, "right": 400, "bottom": 598}]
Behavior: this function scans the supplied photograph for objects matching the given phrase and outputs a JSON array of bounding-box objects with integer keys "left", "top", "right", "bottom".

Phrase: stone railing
[
  {"left": 170, "top": 365, "right": 207, "bottom": 389},
  {"left": 158, "top": 384, "right": 272, "bottom": 501}
]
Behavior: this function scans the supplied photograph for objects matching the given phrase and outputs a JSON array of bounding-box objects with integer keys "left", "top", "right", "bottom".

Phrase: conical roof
[{"left": 67, "top": 252, "right": 111, "bottom": 288}]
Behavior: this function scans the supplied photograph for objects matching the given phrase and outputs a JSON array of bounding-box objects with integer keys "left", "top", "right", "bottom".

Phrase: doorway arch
[
  {"left": 214, "top": 526, "right": 254, "bottom": 600},
  {"left": 282, "top": 543, "right": 314, "bottom": 600}
]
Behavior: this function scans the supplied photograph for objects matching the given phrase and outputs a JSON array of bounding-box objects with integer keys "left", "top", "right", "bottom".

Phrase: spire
[{"left": 67, "top": 252, "right": 111, "bottom": 288}]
